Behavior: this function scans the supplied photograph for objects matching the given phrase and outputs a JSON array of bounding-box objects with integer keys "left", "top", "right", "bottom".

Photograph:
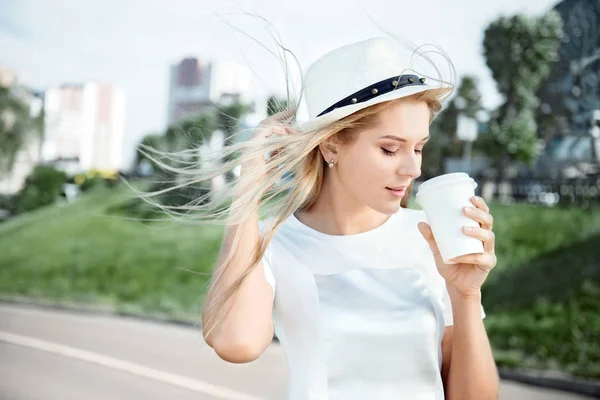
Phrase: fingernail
[
  {"left": 464, "top": 206, "right": 473, "bottom": 213},
  {"left": 464, "top": 226, "right": 474, "bottom": 232}
]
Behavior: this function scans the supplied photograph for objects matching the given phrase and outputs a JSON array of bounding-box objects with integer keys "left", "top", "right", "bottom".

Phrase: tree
[
  {"left": 135, "top": 133, "right": 168, "bottom": 172},
  {"left": 266, "top": 95, "right": 289, "bottom": 117},
  {"left": 483, "top": 11, "right": 563, "bottom": 179},
  {"left": 213, "top": 101, "right": 253, "bottom": 182},
  {"left": 424, "top": 76, "right": 484, "bottom": 179},
  {"left": 135, "top": 112, "right": 219, "bottom": 175},
  {"left": 15, "top": 165, "right": 67, "bottom": 213},
  {"left": 0, "top": 86, "right": 40, "bottom": 178}
]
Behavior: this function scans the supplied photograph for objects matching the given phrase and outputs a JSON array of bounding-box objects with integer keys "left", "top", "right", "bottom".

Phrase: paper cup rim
[
  {"left": 416, "top": 174, "right": 477, "bottom": 204},
  {"left": 417, "top": 173, "right": 471, "bottom": 192}
]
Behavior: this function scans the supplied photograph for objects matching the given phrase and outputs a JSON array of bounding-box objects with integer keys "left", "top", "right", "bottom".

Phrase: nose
[{"left": 397, "top": 154, "right": 421, "bottom": 180}]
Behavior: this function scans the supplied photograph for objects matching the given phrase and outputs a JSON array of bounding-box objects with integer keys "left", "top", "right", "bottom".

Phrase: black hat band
[{"left": 316, "top": 74, "right": 427, "bottom": 118}]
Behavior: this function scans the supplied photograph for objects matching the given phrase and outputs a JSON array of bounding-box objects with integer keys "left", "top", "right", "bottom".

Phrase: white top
[{"left": 259, "top": 207, "right": 485, "bottom": 400}]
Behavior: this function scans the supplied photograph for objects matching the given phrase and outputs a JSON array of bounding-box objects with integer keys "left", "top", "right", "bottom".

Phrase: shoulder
[
  {"left": 392, "top": 207, "right": 428, "bottom": 237},
  {"left": 401, "top": 207, "right": 427, "bottom": 222},
  {"left": 257, "top": 216, "right": 272, "bottom": 236},
  {"left": 257, "top": 215, "right": 293, "bottom": 237}
]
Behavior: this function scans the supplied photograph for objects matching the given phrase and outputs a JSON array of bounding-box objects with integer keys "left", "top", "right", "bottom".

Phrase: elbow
[{"left": 211, "top": 336, "right": 266, "bottom": 364}]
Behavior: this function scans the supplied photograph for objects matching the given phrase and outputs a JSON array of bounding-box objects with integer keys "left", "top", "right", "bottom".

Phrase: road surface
[{"left": 0, "top": 303, "right": 592, "bottom": 400}]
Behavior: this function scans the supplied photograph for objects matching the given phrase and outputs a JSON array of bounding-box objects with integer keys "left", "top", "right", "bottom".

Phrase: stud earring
[{"left": 328, "top": 159, "right": 335, "bottom": 168}]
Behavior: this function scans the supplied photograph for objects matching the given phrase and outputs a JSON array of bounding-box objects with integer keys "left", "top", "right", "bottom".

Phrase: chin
[{"left": 372, "top": 200, "right": 402, "bottom": 215}]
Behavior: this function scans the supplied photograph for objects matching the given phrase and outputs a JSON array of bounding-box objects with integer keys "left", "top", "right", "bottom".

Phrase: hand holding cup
[{"left": 416, "top": 173, "right": 497, "bottom": 298}]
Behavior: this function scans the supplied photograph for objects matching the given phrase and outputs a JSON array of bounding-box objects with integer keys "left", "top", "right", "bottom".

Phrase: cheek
[{"left": 343, "top": 149, "right": 392, "bottom": 186}]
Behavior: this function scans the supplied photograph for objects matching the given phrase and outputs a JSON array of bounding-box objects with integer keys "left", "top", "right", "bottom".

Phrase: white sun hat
[{"left": 298, "top": 36, "right": 453, "bottom": 132}]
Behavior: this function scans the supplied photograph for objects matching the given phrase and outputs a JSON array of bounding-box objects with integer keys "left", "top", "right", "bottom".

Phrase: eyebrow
[{"left": 380, "top": 135, "right": 430, "bottom": 143}]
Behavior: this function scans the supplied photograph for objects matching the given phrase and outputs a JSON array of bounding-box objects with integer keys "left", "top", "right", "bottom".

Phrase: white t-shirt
[{"left": 259, "top": 207, "right": 485, "bottom": 400}]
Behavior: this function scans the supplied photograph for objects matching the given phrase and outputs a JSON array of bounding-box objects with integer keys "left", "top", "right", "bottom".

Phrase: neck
[{"left": 295, "top": 169, "right": 390, "bottom": 235}]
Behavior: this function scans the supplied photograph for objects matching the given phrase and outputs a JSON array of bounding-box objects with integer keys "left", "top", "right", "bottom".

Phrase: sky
[{"left": 1, "top": 0, "right": 559, "bottom": 168}]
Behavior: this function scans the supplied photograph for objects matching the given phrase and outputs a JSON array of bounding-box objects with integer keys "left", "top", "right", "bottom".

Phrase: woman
[{"left": 198, "top": 37, "right": 499, "bottom": 399}]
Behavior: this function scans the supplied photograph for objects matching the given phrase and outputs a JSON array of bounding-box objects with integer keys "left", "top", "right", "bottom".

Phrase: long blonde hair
[
  {"left": 133, "top": 28, "right": 455, "bottom": 339},
  {"left": 135, "top": 89, "right": 451, "bottom": 339}
]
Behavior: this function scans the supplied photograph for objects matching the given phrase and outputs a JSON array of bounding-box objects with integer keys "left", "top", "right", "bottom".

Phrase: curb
[
  {"left": 498, "top": 368, "right": 600, "bottom": 399},
  {"left": 1, "top": 297, "right": 597, "bottom": 396},
  {"left": 0, "top": 296, "right": 282, "bottom": 343},
  {"left": 0, "top": 296, "right": 201, "bottom": 329}
]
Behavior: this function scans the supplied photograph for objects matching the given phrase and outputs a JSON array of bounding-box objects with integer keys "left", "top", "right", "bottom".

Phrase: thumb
[
  {"left": 418, "top": 221, "right": 444, "bottom": 265},
  {"left": 417, "top": 221, "right": 432, "bottom": 240}
]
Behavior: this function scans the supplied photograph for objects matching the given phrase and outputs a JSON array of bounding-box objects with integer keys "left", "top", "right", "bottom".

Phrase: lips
[{"left": 386, "top": 186, "right": 408, "bottom": 191}]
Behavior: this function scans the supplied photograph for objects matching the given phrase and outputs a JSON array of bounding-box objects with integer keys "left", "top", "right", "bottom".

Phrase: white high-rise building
[
  {"left": 42, "top": 82, "right": 126, "bottom": 171},
  {"left": 167, "top": 57, "right": 253, "bottom": 125}
]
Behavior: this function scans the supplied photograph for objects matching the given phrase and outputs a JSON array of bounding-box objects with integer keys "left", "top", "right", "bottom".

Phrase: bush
[
  {"left": 77, "top": 171, "right": 106, "bottom": 192},
  {"left": 483, "top": 232, "right": 600, "bottom": 378},
  {"left": 15, "top": 165, "right": 67, "bottom": 213},
  {"left": 106, "top": 180, "right": 211, "bottom": 221},
  {"left": 0, "top": 194, "right": 15, "bottom": 211}
]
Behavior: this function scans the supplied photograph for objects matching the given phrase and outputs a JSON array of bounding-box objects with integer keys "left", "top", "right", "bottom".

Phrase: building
[
  {"left": 537, "top": 0, "right": 600, "bottom": 138},
  {"left": 166, "top": 57, "right": 253, "bottom": 125},
  {"left": 42, "top": 82, "right": 126, "bottom": 172},
  {"left": 534, "top": 0, "right": 600, "bottom": 178},
  {"left": 0, "top": 66, "right": 44, "bottom": 195}
]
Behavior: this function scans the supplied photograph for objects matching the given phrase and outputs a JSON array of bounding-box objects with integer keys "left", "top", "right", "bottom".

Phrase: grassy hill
[
  {"left": 0, "top": 186, "right": 224, "bottom": 321},
  {"left": 1, "top": 185, "right": 599, "bottom": 376}
]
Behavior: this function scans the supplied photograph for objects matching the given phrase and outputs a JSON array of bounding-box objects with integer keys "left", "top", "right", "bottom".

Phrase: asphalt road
[{"left": 0, "top": 303, "right": 593, "bottom": 400}]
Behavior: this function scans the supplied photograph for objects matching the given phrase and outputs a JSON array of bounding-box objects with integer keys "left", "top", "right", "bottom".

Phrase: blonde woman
[{"left": 181, "top": 36, "right": 499, "bottom": 399}]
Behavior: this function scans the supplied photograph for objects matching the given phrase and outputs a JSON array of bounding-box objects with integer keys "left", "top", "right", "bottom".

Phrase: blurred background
[{"left": 1, "top": 0, "right": 599, "bottom": 399}]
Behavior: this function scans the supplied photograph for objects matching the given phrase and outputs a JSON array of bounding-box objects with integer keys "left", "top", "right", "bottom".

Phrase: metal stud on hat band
[{"left": 316, "top": 74, "right": 427, "bottom": 118}]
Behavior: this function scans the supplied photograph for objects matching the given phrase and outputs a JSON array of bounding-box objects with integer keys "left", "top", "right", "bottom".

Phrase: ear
[{"left": 318, "top": 137, "right": 340, "bottom": 164}]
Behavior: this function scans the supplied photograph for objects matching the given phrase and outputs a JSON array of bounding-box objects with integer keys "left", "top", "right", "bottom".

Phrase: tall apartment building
[
  {"left": 42, "top": 82, "right": 126, "bottom": 171},
  {"left": 167, "top": 57, "right": 253, "bottom": 125}
]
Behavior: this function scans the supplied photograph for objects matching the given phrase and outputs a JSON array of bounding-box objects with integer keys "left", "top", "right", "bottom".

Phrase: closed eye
[{"left": 381, "top": 148, "right": 423, "bottom": 157}]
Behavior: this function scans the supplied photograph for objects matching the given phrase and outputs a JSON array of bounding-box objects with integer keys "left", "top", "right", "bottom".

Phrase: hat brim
[{"left": 297, "top": 84, "right": 451, "bottom": 133}]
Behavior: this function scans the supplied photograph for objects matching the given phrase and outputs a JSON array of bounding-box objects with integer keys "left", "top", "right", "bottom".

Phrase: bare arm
[
  {"left": 442, "top": 288, "right": 499, "bottom": 399},
  {"left": 419, "top": 196, "right": 500, "bottom": 398},
  {"left": 202, "top": 109, "right": 295, "bottom": 364},
  {"left": 202, "top": 194, "right": 275, "bottom": 364}
]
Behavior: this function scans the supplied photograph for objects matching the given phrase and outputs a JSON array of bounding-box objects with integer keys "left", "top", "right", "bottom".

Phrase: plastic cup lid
[{"left": 416, "top": 173, "right": 477, "bottom": 203}]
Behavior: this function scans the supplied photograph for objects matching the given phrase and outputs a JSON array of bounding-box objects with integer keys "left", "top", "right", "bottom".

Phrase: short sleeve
[
  {"left": 440, "top": 283, "right": 486, "bottom": 326},
  {"left": 258, "top": 218, "right": 276, "bottom": 296}
]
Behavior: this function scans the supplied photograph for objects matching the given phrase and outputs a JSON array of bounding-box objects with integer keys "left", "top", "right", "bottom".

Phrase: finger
[
  {"left": 264, "top": 126, "right": 289, "bottom": 139},
  {"left": 471, "top": 195, "right": 490, "bottom": 214},
  {"left": 450, "top": 252, "right": 497, "bottom": 271},
  {"left": 462, "top": 226, "right": 495, "bottom": 252},
  {"left": 417, "top": 222, "right": 442, "bottom": 261},
  {"left": 463, "top": 206, "right": 493, "bottom": 230}
]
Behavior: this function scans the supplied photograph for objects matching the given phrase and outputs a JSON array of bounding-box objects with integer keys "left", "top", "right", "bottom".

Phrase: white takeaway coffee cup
[{"left": 415, "top": 172, "right": 484, "bottom": 264}]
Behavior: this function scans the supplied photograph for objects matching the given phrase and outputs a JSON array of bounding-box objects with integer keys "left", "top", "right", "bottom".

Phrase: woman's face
[{"left": 334, "top": 100, "right": 431, "bottom": 214}]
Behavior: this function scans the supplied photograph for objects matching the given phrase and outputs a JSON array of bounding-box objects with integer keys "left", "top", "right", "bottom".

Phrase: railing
[{"left": 477, "top": 176, "right": 600, "bottom": 208}]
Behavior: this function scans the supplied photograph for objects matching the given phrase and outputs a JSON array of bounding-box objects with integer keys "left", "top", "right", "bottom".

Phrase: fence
[{"left": 478, "top": 176, "right": 600, "bottom": 208}]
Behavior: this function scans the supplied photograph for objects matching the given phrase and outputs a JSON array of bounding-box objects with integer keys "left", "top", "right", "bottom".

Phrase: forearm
[
  {"left": 203, "top": 192, "right": 274, "bottom": 352},
  {"left": 446, "top": 288, "right": 499, "bottom": 400}
]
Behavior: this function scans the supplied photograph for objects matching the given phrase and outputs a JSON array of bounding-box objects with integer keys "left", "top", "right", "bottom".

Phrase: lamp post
[{"left": 455, "top": 97, "right": 479, "bottom": 174}]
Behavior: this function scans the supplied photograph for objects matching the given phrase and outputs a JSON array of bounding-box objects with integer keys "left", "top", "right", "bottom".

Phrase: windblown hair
[{"left": 132, "top": 21, "right": 455, "bottom": 340}]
